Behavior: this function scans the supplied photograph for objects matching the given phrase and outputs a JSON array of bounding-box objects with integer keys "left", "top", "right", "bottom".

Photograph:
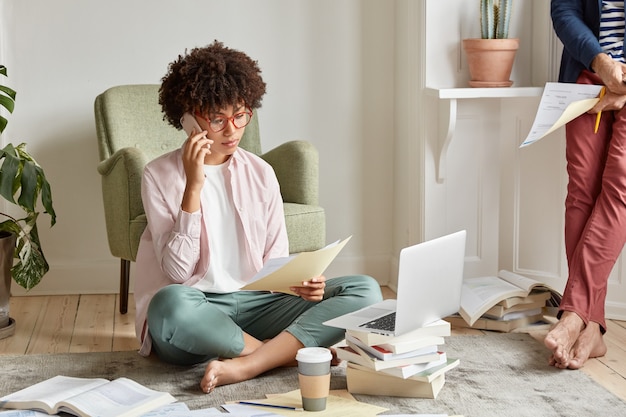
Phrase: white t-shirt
[{"left": 192, "top": 162, "right": 256, "bottom": 293}]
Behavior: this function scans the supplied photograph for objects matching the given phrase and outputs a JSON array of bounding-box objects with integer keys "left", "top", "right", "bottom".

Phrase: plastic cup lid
[{"left": 296, "top": 347, "right": 332, "bottom": 363}]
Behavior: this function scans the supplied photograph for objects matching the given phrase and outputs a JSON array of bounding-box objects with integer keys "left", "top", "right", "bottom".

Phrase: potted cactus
[
  {"left": 462, "top": 0, "right": 519, "bottom": 87},
  {"left": 0, "top": 65, "right": 56, "bottom": 339}
]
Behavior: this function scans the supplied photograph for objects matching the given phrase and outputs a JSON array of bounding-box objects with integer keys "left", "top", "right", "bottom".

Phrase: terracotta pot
[{"left": 462, "top": 38, "right": 520, "bottom": 87}]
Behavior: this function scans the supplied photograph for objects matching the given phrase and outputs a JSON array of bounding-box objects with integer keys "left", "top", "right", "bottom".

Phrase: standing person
[
  {"left": 133, "top": 41, "right": 383, "bottom": 392},
  {"left": 546, "top": 0, "right": 626, "bottom": 369}
]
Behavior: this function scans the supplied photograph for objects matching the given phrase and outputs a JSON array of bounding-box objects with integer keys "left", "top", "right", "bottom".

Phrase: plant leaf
[
  {"left": 17, "top": 160, "right": 38, "bottom": 212},
  {"left": 0, "top": 84, "right": 16, "bottom": 101},
  {"left": 0, "top": 145, "right": 20, "bottom": 204},
  {"left": 8, "top": 213, "right": 48, "bottom": 290},
  {"left": 38, "top": 166, "right": 56, "bottom": 226},
  {"left": 0, "top": 94, "right": 15, "bottom": 114}
]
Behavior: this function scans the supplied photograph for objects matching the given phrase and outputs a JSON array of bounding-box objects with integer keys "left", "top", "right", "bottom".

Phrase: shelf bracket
[
  {"left": 425, "top": 86, "right": 543, "bottom": 184},
  {"left": 436, "top": 97, "right": 456, "bottom": 184}
]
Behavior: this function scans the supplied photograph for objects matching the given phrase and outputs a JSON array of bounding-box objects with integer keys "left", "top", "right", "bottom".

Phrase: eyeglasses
[{"left": 195, "top": 108, "right": 253, "bottom": 133}]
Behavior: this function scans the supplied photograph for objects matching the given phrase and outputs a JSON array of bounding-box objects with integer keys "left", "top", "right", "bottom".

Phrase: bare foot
[
  {"left": 200, "top": 357, "right": 257, "bottom": 393},
  {"left": 544, "top": 311, "right": 585, "bottom": 368},
  {"left": 199, "top": 331, "right": 306, "bottom": 393},
  {"left": 567, "top": 321, "right": 607, "bottom": 369}
]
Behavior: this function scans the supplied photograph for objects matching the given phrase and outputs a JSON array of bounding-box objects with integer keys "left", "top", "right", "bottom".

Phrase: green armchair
[{"left": 94, "top": 84, "right": 325, "bottom": 313}]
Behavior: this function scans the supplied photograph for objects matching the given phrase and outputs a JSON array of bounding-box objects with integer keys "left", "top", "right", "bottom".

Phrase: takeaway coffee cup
[{"left": 296, "top": 347, "right": 333, "bottom": 411}]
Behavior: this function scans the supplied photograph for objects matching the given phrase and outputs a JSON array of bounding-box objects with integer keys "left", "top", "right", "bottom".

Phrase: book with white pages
[
  {"left": 0, "top": 376, "right": 176, "bottom": 417},
  {"left": 378, "top": 353, "right": 449, "bottom": 379},
  {"left": 376, "top": 357, "right": 459, "bottom": 382},
  {"left": 345, "top": 333, "right": 439, "bottom": 361},
  {"left": 483, "top": 298, "right": 547, "bottom": 319},
  {"left": 346, "top": 365, "right": 446, "bottom": 398},
  {"left": 459, "top": 270, "right": 561, "bottom": 326},
  {"left": 482, "top": 307, "right": 543, "bottom": 321},
  {"left": 340, "top": 340, "right": 443, "bottom": 371}
]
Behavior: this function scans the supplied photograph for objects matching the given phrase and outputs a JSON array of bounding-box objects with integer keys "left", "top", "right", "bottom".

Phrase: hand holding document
[
  {"left": 241, "top": 236, "right": 352, "bottom": 294},
  {"left": 520, "top": 82, "right": 604, "bottom": 148}
]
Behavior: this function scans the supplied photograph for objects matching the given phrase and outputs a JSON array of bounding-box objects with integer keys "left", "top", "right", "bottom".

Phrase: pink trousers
[{"left": 561, "top": 70, "right": 626, "bottom": 332}]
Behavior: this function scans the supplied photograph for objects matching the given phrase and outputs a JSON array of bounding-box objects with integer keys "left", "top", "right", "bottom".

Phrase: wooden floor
[{"left": 2, "top": 290, "right": 626, "bottom": 402}]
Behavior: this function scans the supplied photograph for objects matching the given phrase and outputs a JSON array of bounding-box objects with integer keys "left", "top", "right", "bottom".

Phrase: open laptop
[{"left": 323, "top": 230, "right": 466, "bottom": 336}]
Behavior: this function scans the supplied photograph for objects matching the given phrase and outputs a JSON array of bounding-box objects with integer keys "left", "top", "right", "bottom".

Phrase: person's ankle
[{"left": 560, "top": 311, "right": 585, "bottom": 331}]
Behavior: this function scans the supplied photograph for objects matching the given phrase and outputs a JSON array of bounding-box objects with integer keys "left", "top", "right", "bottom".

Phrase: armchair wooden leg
[{"left": 120, "top": 259, "right": 130, "bottom": 314}]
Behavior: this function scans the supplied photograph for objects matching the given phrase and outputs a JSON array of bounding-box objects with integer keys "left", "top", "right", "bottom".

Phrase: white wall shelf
[{"left": 424, "top": 86, "right": 544, "bottom": 182}]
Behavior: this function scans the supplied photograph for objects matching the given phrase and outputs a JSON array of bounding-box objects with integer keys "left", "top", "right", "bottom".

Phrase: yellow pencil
[{"left": 595, "top": 86, "right": 606, "bottom": 134}]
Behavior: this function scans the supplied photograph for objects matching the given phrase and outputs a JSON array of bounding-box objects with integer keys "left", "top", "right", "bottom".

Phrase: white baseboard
[
  {"left": 606, "top": 301, "right": 626, "bottom": 322},
  {"left": 10, "top": 259, "right": 125, "bottom": 296}
]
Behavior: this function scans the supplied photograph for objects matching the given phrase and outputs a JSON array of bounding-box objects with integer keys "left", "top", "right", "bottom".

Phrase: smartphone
[{"left": 180, "top": 113, "right": 204, "bottom": 136}]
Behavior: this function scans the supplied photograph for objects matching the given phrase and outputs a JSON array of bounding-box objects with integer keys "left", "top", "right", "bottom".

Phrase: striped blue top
[{"left": 600, "top": 1, "right": 626, "bottom": 62}]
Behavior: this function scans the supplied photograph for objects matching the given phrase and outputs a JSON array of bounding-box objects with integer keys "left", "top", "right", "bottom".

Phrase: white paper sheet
[{"left": 520, "top": 82, "right": 604, "bottom": 147}]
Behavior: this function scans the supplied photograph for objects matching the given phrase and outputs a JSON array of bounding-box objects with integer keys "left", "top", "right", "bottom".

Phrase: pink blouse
[{"left": 134, "top": 147, "right": 289, "bottom": 356}]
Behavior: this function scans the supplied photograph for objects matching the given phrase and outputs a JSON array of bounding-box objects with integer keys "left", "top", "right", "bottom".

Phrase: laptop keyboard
[{"left": 359, "top": 312, "right": 396, "bottom": 332}]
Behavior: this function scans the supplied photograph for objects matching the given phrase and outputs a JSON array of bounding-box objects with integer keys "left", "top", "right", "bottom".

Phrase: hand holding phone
[
  {"left": 180, "top": 113, "right": 205, "bottom": 137},
  {"left": 180, "top": 113, "right": 213, "bottom": 155}
]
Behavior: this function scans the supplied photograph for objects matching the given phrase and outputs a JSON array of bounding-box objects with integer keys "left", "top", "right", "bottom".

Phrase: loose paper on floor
[
  {"left": 520, "top": 82, "right": 603, "bottom": 148},
  {"left": 223, "top": 389, "right": 387, "bottom": 416}
]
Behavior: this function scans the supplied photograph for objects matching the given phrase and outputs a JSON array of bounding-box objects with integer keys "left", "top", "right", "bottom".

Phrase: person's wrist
[{"left": 591, "top": 52, "right": 612, "bottom": 74}]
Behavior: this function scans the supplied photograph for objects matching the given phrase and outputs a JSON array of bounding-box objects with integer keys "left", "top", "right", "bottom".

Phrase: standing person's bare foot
[
  {"left": 544, "top": 311, "right": 585, "bottom": 368},
  {"left": 567, "top": 321, "right": 607, "bottom": 369}
]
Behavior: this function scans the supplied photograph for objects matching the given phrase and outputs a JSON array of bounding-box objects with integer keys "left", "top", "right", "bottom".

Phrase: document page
[
  {"left": 242, "top": 236, "right": 351, "bottom": 294},
  {"left": 520, "top": 82, "right": 603, "bottom": 148}
]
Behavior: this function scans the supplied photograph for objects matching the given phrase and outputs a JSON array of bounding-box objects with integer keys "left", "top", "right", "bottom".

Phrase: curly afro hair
[{"left": 159, "top": 40, "right": 266, "bottom": 129}]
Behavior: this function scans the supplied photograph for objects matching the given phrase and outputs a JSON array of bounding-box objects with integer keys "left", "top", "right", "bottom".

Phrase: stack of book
[
  {"left": 337, "top": 319, "right": 460, "bottom": 399},
  {"left": 446, "top": 270, "right": 561, "bottom": 332}
]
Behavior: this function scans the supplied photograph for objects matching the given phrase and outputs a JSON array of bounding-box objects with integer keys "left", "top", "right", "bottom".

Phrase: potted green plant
[
  {"left": 462, "top": 0, "right": 519, "bottom": 87},
  {"left": 0, "top": 65, "right": 56, "bottom": 339}
]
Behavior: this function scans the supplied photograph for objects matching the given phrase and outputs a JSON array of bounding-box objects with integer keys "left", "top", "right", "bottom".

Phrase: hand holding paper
[
  {"left": 520, "top": 82, "right": 604, "bottom": 147},
  {"left": 241, "top": 236, "right": 352, "bottom": 294}
]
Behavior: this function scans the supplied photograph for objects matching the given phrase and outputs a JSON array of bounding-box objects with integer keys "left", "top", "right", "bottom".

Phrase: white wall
[{"left": 1, "top": 0, "right": 395, "bottom": 295}]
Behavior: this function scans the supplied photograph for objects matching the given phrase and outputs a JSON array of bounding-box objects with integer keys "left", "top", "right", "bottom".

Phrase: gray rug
[{"left": 1, "top": 333, "right": 624, "bottom": 416}]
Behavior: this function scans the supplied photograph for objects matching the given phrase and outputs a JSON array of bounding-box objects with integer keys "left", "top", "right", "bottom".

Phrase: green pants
[{"left": 147, "top": 274, "right": 382, "bottom": 365}]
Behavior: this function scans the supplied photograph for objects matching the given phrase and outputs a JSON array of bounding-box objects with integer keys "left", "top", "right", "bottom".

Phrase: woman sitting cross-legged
[{"left": 133, "top": 40, "right": 383, "bottom": 393}]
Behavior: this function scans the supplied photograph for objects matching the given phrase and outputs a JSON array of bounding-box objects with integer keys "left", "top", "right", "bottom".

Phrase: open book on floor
[
  {"left": 459, "top": 270, "right": 561, "bottom": 326},
  {"left": 0, "top": 375, "right": 176, "bottom": 417},
  {"left": 445, "top": 312, "right": 549, "bottom": 333}
]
